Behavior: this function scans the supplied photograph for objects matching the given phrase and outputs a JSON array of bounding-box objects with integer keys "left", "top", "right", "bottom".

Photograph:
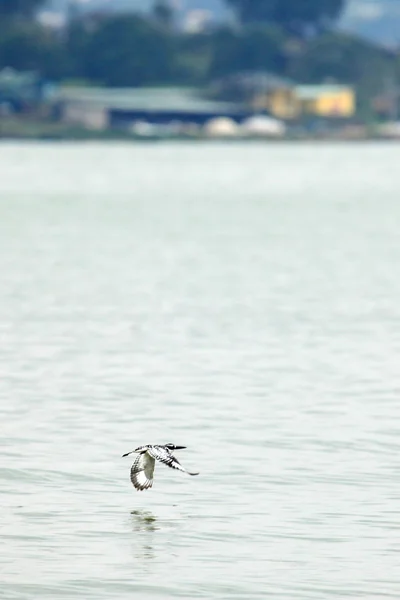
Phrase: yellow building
[
  {"left": 221, "top": 72, "right": 356, "bottom": 120},
  {"left": 294, "top": 84, "right": 355, "bottom": 118},
  {"left": 252, "top": 86, "right": 298, "bottom": 119},
  {"left": 253, "top": 82, "right": 355, "bottom": 119}
]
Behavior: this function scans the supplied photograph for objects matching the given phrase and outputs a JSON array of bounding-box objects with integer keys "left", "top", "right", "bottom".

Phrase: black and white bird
[{"left": 122, "top": 443, "right": 199, "bottom": 491}]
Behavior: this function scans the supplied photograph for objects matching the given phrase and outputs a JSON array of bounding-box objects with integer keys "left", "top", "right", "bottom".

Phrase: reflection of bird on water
[
  {"left": 130, "top": 509, "right": 158, "bottom": 532},
  {"left": 122, "top": 443, "right": 199, "bottom": 491},
  {"left": 130, "top": 510, "right": 157, "bottom": 561}
]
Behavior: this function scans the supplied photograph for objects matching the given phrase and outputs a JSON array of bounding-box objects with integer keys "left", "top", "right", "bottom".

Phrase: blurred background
[
  {"left": 1, "top": 2, "right": 400, "bottom": 600},
  {"left": 0, "top": 0, "right": 400, "bottom": 138}
]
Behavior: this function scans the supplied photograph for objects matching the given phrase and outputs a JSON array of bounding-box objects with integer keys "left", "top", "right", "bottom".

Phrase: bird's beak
[
  {"left": 122, "top": 451, "right": 133, "bottom": 457},
  {"left": 174, "top": 445, "right": 186, "bottom": 450}
]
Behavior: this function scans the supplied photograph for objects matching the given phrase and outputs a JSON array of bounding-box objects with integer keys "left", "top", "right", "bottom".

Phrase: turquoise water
[{"left": 1, "top": 142, "right": 400, "bottom": 599}]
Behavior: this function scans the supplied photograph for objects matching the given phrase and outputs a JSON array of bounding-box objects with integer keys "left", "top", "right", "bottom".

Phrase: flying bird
[{"left": 122, "top": 443, "right": 199, "bottom": 491}]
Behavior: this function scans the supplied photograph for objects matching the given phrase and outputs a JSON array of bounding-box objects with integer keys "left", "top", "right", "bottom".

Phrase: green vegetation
[
  {"left": 0, "top": 0, "right": 399, "bottom": 118},
  {"left": 82, "top": 15, "right": 176, "bottom": 87},
  {"left": 208, "top": 25, "right": 287, "bottom": 79},
  {"left": 226, "top": 0, "right": 345, "bottom": 35},
  {"left": 0, "top": 0, "right": 44, "bottom": 18}
]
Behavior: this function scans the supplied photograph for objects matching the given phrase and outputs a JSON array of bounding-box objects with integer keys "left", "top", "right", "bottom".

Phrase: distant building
[
  {"left": 295, "top": 84, "right": 355, "bottom": 118},
  {"left": 57, "top": 86, "right": 252, "bottom": 129},
  {"left": 213, "top": 72, "right": 356, "bottom": 120},
  {"left": 372, "top": 87, "right": 400, "bottom": 120},
  {"left": 0, "top": 68, "right": 52, "bottom": 113},
  {"left": 247, "top": 74, "right": 297, "bottom": 119},
  {"left": 212, "top": 71, "right": 296, "bottom": 119}
]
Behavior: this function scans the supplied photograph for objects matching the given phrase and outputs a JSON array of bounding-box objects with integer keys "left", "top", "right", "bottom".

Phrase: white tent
[
  {"left": 204, "top": 117, "right": 239, "bottom": 137},
  {"left": 130, "top": 120, "right": 156, "bottom": 136},
  {"left": 241, "top": 115, "right": 286, "bottom": 137},
  {"left": 378, "top": 122, "right": 400, "bottom": 138}
]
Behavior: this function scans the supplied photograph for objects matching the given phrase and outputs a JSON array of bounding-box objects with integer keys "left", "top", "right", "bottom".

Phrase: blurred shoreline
[{"left": 1, "top": 116, "right": 399, "bottom": 143}]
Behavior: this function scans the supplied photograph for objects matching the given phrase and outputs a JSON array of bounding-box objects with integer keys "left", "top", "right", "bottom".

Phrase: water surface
[{"left": 1, "top": 142, "right": 400, "bottom": 599}]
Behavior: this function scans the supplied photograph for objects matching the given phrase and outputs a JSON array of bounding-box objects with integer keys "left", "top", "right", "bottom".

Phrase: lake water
[{"left": 1, "top": 141, "right": 400, "bottom": 599}]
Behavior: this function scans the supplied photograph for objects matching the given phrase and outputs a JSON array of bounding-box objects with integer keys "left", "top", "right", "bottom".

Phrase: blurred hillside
[
  {"left": 46, "top": 0, "right": 400, "bottom": 46},
  {"left": 342, "top": 0, "right": 400, "bottom": 46},
  {"left": 48, "top": 0, "right": 228, "bottom": 20}
]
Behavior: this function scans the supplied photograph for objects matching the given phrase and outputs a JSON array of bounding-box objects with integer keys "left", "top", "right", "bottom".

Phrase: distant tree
[
  {"left": 0, "top": 21, "right": 70, "bottom": 78},
  {"left": 176, "top": 33, "right": 213, "bottom": 84},
  {"left": 83, "top": 15, "right": 176, "bottom": 86},
  {"left": 0, "top": 0, "right": 45, "bottom": 18},
  {"left": 290, "top": 32, "right": 395, "bottom": 88},
  {"left": 152, "top": 0, "right": 175, "bottom": 30},
  {"left": 225, "top": 0, "right": 345, "bottom": 36},
  {"left": 208, "top": 27, "right": 240, "bottom": 79},
  {"left": 65, "top": 17, "right": 92, "bottom": 80},
  {"left": 209, "top": 25, "right": 286, "bottom": 78}
]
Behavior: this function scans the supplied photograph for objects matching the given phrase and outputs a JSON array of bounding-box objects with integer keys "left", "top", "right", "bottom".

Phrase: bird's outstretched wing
[
  {"left": 130, "top": 452, "right": 155, "bottom": 491},
  {"left": 148, "top": 446, "right": 199, "bottom": 476}
]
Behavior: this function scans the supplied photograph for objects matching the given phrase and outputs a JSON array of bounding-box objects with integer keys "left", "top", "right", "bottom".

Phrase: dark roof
[
  {"left": 295, "top": 84, "right": 354, "bottom": 100},
  {"left": 0, "top": 67, "right": 39, "bottom": 87},
  {"left": 58, "top": 86, "right": 246, "bottom": 115}
]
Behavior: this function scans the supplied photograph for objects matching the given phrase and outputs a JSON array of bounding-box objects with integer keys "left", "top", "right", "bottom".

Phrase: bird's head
[{"left": 165, "top": 443, "right": 186, "bottom": 451}]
